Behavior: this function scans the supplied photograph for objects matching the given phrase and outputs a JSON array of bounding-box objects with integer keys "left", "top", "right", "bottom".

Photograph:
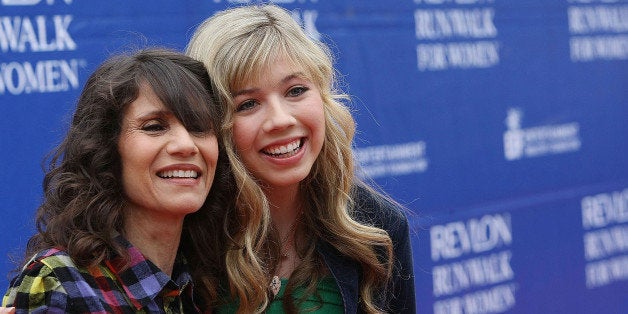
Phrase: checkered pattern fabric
[{"left": 2, "top": 236, "right": 201, "bottom": 313}]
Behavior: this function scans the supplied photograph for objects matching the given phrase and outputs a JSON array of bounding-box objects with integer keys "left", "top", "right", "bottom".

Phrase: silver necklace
[{"left": 269, "top": 214, "right": 301, "bottom": 297}]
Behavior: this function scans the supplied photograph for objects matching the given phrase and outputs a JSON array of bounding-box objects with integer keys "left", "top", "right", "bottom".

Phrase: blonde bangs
[{"left": 227, "top": 26, "right": 331, "bottom": 98}]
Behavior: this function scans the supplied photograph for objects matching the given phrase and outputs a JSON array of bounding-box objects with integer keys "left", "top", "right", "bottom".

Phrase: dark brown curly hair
[{"left": 22, "top": 48, "right": 234, "bottom": 308}]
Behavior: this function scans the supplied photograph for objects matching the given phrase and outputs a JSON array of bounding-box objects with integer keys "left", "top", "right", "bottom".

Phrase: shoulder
[
  {"left": 17, "top": 248, "right": 75, "bottom": 282},
  {"left": 350, "top": 183, "right": 410, "bottom": 238},
  {"left": 350, "top": 184, "right": 417, "bottom": 313},
  {"left": 37, "top": 248, "right": 77, "bottom": 270},
  {"left": 2, "top": 249, "right": 70, "bottom": 310},
  {"left": 352, "top": 185, "right": 417, "bottom": 313}
]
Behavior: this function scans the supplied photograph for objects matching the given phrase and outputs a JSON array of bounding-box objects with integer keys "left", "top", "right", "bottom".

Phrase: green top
[{"left": 217, "top": 276, "right": 343, "bottom": 313}]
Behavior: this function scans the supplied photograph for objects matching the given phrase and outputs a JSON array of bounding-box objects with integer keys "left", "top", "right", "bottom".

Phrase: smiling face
[
  {"left": 231, "top": 57, "right": 325, "bottom": 189},
  {"left": 118, "top": 84, "right": 218, "bottom": 219}
]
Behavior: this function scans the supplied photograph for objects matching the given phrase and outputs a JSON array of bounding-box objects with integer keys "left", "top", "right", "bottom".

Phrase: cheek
[
  {"left": 199, "top": 136, "right": 219, "bottom": 163},
  {"left": 232, "top": 119, "right": 256, "bottom": 152},
  {"left": 307, "top": 104, "right": 326, "bottom": 156},
  {"left": 306, "top": 102, "right": 326, "bottom": 134},
  {"left": 118, "top": 143, "right": 140, "bottom": 177},
  {"left": 119, "top": 157, "right": 144, "bottom": 202}
]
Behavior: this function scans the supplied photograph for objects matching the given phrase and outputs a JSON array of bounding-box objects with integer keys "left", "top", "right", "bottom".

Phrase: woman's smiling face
[
  {"left": 231, "top": 57, "right": 325, "bottom": 189},
  {"left": 118, "top": 84, "right": 218, "bottom": 218}
]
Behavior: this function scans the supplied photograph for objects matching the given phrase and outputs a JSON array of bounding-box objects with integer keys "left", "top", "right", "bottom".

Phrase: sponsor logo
[
  {"left": 567, "top": 1, "right": 628, "bottom": 62},
  {"left": 581, "top": 188, "right": 628, "bottom": 289},
  {"left": 355, "top": 141, "right": 428, "bottom": 179},
  {"left": 414, "top": 1, "right": 500, "bottom": 71},
  {"left": 431, "top": 213, "right": 517, "bottom": 314},
  {"left": 503, "top": 108, "right": 581, "bottom": 161},
  {"left": 1, "top": 14, "right": 85, "bottom": 95}
]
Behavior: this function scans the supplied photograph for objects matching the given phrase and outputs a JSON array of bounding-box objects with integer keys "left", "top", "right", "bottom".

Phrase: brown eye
[
  {"left": 187, "top": 124, "right": 213, "bottom": 136},
  {"left": 142, "top": 120, "right": 167, "bottom": 132}
]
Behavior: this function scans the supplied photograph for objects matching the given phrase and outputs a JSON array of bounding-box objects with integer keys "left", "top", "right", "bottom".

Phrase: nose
[
  {"left": 262, "top": 96, "right": 297, "bottom": 133},
  {"left": 166, "top": 124, "right": 199, "bottom": 157}
]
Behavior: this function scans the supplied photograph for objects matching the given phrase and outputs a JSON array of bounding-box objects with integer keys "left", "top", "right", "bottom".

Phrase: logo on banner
[
  {"left": 430, "top": 213, "right": 517, "bottom": 314},
  {"left": 568, "top": 1, "right": 628, "bottom": 62},
  {"left": 0, "top": 0, "right": 85, "bottom": 96},
  {"left": 581, "top": 188, "right": 628, "bottom": 289},
  {"left": 503, "top": 108, "right": 581, "bottom": 161},
  {"left": 503, "top": 108, "right": 525, "bottom": 160},
  {"left": 414, "top": 1, "right": 501, "bottom": 71},
  {"left": 355, "top": 141, "right": 428, "bottom": 179}
]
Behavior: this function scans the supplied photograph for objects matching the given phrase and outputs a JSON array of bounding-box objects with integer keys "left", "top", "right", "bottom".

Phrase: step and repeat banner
[{"left": 1, "top": 0, "right": 626, "bottom": 313}]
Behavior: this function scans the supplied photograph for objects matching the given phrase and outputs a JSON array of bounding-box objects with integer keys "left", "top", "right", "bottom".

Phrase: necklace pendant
[{"left": 269, "top": 275, "right": 281, "bottom": 296}]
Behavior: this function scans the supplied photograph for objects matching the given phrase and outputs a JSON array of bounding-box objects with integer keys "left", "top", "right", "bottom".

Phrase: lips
[
  {"left": 157, "top": 170, "right": 199, "bottom": 179},
  {"left": 262, "top": 138, "right": 303, "bottom": 158}
]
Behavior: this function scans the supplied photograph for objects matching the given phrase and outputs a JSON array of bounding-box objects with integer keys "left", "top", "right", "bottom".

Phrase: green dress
[{"left": 217, "top": 276, "right": 343, "bottom": 313}]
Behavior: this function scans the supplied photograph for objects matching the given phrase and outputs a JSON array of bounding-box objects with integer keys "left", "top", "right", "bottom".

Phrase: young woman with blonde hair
[{"left": 187, "top": 4, "right": 415, "bottom": 313}]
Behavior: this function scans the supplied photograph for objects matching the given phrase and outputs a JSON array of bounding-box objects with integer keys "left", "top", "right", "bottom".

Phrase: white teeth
[
  {"left": 264, "top": 139, "right": 301, "bottom": 156},
  {"left": 158, "top": 170, "right": 198, "bottom": 178}
]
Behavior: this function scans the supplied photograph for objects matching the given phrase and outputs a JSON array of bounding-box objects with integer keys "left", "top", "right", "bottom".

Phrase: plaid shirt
[{"left": 2, "top": 236, "right": 201, "bottom": 313}]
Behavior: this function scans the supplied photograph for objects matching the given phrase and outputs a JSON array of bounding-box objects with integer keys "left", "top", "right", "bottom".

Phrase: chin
[
  {"left": 268, "top": 174, "right": 310, "bottom": 187},
  {"left": 168, "top": 201, "right": 206, "bottom": 214}
]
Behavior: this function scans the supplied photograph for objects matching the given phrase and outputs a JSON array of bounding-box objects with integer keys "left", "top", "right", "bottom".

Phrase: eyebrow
[
  {"left": 134, "top": 109, "right": 172, "bottom": 120},
  {"left": 232, "top": 72, "right": 307, "bottom": 97}
]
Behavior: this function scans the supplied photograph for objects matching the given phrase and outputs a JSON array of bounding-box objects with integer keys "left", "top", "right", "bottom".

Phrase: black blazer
[{"left": 317, "top": 184, "right": 416, "bottom": 313}]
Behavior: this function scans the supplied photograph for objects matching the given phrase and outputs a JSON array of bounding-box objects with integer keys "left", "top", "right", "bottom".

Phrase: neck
[
  {"left": 264, "top": 184, "right": 302, "bottom": 234},
  {"left": 264, "top": 184, "right": 305, "bottom": 279},
  {"left": 122, "top": 209, "right": 184, "bottom": 277}
]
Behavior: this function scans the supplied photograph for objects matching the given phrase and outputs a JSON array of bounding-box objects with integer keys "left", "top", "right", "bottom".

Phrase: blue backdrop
[{"left": 1, "top": 1, "right": 626, "bottom": 313}]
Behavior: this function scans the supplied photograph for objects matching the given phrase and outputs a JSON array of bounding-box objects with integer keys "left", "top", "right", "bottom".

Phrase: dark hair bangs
[{"left": 138, "top": 57, "right": 215, "bottom": 134}]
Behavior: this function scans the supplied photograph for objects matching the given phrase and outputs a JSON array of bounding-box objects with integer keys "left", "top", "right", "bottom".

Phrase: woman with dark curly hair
[{"left": 1, "top": 48, "right": 231, "bottom": 313}]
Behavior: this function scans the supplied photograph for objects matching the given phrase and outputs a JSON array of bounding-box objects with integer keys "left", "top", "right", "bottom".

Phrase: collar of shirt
[{"left": 102, "top": 235, "right": 196, "bottom": 311}]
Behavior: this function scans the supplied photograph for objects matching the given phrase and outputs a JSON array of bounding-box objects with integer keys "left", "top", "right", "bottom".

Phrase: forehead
[
  {"left": 123, "top": 84, "right": 167, "bottom": 117},
  {"left": 234, "top": 55, "right": 308, "bottom": 89}
]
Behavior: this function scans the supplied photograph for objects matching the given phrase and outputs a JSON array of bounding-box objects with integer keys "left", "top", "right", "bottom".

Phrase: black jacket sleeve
[{"left": 352, "top": 184, "right": 417, "bottom": 313}]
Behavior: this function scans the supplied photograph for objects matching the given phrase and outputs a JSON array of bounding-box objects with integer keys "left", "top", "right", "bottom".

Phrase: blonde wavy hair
[{"left": 187, "top": 5, "right": 393, "bottom": 313}]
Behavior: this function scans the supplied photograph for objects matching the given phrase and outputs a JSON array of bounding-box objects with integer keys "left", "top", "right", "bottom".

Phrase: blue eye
[
  {"left": 287, "top": 86, "right": 308, "bottom": 97},
  {"left": 236, "top": 99, "right": 258, "bottom": 112}
]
